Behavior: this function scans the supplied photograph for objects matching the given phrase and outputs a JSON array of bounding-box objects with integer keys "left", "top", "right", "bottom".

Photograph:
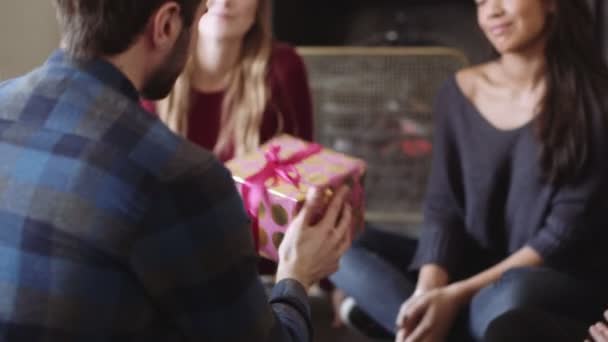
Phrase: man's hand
[
  {"left": 586, "top": 310, "right": 608, "bottom": 342},
  {"left": 395, "top": 285, "right": 468, "bottom": 342},
  {"left": 276, "top": 186, "right": 353, "bottom": 289}
]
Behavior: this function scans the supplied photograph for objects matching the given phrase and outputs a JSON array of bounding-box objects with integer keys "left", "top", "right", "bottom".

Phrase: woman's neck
[
  {"left": 498, "top": 40, "right": 547, "bottom": 94},
  {"left": 192, "top": 36, "right": 242, "bottom": 93}
]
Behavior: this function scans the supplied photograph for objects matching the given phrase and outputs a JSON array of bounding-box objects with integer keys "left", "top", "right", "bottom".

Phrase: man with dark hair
[{"left": 0, "top": 1, "right": 352, "bottom": 341}]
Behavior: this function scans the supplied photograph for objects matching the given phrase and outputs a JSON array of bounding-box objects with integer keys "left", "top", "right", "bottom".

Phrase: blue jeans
[
  {"left": 483, "top": 308, "right": 589, "bottom": 342},
  {"left": 330, "top": 226, "right": 607, "bottom": 341}
]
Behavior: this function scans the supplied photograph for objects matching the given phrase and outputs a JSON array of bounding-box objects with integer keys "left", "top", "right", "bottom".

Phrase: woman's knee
[
  {"left": 331, "top": 247, "right": 372, "bottom": 287},
  {"left": 483, "top": 308, "right": 534, "bottom": 342},
  {"left": 469, "top": 267, "right": 548, "bottom": 339},
  {"left": 483, "top": 307, "right": 589, "bottom": 342}
]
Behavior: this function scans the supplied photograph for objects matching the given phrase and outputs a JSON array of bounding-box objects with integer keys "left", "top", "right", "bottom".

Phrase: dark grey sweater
[{"left": 411, "top": 76, "right": 608, "bottom": 285}]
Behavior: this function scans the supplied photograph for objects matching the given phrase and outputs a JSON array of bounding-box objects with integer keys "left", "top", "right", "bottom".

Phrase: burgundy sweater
[{"left": 142, "top": 42, "right": 313, "bottom": 162}]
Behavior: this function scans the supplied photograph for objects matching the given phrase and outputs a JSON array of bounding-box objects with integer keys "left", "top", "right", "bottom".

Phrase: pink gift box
[{"left": 225, "top": 134, "right": 366, "bottom": 261}]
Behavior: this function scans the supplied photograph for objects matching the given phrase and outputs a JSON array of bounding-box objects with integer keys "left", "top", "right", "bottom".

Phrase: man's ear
[{"left": 147, "top": 2, "right": 184, "bottom": 50}]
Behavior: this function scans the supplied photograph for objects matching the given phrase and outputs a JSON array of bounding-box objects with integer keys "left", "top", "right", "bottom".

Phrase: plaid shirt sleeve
[{"left": 129, "top": 155, "right": 312, "bottom": 341}]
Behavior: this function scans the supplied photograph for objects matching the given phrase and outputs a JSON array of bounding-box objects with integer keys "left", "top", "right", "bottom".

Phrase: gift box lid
[{"left": 226, "top": 134, "right": 366, "bottom": 201}]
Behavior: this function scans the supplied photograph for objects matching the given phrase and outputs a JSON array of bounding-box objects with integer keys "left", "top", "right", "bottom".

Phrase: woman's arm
[
  {"left": 416, "top": 264, "right": 450, "bottom": 294},
  {"left": 410, "top": 80, "right": 468, "bottom": 280},
  {"left": 450, "top": 246, "right": 542, "bottom": 300}
]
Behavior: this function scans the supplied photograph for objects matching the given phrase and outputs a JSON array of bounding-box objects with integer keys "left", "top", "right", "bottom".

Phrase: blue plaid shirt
[{"left": 0, "top": 51, "right": 311, "bottom": 341}]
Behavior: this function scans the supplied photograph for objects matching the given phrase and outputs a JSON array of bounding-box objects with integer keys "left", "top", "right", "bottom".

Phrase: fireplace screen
[{"left": 299, "top": 47, "right": 468, "bottom": 226}]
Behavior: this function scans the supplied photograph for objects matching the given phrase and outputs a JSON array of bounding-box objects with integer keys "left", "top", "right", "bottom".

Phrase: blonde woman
[{"left": 142, "top": 0, "right": 313, "bottom": 161}]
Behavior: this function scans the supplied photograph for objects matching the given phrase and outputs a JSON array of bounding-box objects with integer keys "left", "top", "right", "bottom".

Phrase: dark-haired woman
[{"left": 330, "top": 1, "right": 608, "bottom": 341}]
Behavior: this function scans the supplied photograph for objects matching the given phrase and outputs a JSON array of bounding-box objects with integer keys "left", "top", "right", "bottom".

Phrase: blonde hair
[{"left": 157, "top": 0, "right": 274, "bottom": 157}]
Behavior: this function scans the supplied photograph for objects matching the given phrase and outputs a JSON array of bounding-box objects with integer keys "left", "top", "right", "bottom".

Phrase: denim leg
[
  {"left": 330, "top": 226, "right": 417, "bottom": 333},
  {"left": 483, "top": 308, "right": 588, "bottom": 342},
  {"left": 351, "top": 225, "right": 418, "bottom": 272},
  {"left": 469, "top": 267, "right": 607, "bottom": 340}
]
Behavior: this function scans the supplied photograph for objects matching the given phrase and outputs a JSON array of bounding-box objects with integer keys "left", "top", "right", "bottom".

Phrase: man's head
[{"left": 53, "top": 0, "right": 204, "bottom": 99}]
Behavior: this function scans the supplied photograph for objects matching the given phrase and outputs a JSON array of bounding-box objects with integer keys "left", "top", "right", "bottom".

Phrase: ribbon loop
[{"left": 242, "top": 143, "right": 322, "bottom": 218}]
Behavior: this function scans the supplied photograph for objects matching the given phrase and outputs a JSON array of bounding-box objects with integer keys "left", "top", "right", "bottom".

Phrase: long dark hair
[{"left": 535, "top": 0, "right": 608, "bottom": 185}]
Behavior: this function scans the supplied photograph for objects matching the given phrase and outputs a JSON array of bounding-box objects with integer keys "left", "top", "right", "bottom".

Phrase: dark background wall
[
  {"left": 598, "top": 0, "right": 607, "bottom": 56},
  {"left": 0, "top": 1, "right": 59, "bottom": 80},
  {"left": 273, "top": 0, "right": 606, "bottom": 64}
]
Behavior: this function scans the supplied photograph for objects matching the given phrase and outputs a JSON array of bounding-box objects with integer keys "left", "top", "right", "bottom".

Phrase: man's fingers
[
  {"left": 333, "top": 204, "right": 353, "bottom": 250},
  {"left": 297, "top": 187, "right": 324, "bottom": 224},
  {"left": 336, "top": 232, "right": 352, "bottom": 260},
  {"left": 320, "top": 185, "right": 349, "bottom": 227}
]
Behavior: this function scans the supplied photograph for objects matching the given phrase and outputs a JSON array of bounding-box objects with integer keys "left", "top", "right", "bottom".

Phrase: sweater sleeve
[
  {"left": 410, "top": 79, "right": 468, "bottom": 277},
  {"left": 527, "top": 118, "right": 608, "bottom": 264}
]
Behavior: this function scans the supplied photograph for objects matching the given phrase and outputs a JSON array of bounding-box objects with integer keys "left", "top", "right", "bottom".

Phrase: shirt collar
[{"left": 46, "top": 49, "right": 140, "bottom": 102}]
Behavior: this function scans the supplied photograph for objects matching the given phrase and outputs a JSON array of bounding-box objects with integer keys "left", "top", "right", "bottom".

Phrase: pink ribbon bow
[{"left": 242, "top": 143, "right": 323, "bottom": 218}]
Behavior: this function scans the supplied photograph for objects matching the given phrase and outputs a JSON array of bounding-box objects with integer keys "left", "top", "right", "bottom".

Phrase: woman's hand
[
  {"left": 586, "top": 310, "right": 608, "bottom": 342},
  {"left": 395, "top": 284, "right": 469, "bottom": 342}
]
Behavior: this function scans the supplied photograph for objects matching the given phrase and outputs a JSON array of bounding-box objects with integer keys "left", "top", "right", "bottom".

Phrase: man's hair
[{"left": 53, "top": 0, "right": 201, "bottom": 59}]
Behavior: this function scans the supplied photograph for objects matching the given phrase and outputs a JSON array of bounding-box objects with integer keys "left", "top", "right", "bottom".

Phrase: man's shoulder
[
  {"left": 90, "top": 102, "right": 231, "bottom": 199},
  {"left": 0, "top": 62, "right": 229, "bottom": 190},
  {"left": 0, "top": 66, "right": 52, "bottom": 118},
  {"left": 135, "top": 120, "right": 226, "bottom": 183},
  {"left": 0, "top": 60, "right": 237, "bottom": 192}
]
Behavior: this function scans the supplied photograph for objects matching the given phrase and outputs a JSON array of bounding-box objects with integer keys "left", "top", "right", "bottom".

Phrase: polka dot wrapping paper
[{"left": 226, "top": 134, "right": 367, "bottom": 261}]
